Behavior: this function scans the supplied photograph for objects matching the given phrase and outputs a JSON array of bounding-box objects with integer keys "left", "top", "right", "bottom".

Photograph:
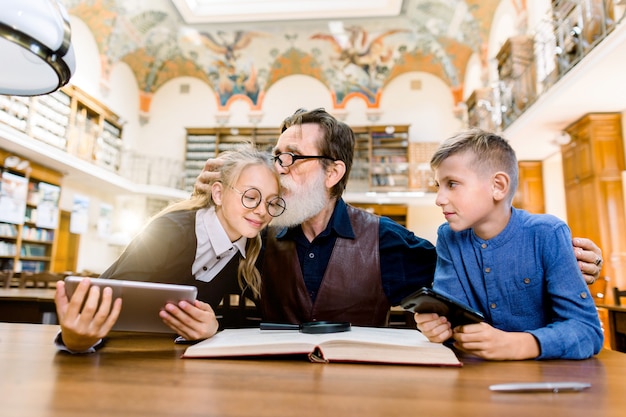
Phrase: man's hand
[
  {"left": 572, "top": 237, "right": 603, "bottom": 284},
  {"left": 193, "top": 158, "right": 222, "bottom": 195}
]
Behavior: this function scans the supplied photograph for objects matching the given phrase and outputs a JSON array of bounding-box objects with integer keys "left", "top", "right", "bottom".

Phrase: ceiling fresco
[{"left": 63, "top": 0, "right": 507, "bottom": 116}]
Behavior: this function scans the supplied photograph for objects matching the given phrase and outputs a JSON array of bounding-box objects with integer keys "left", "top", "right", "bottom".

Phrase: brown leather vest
[{"left": 260, "top": 205, "right": 389, "bottom": 326}]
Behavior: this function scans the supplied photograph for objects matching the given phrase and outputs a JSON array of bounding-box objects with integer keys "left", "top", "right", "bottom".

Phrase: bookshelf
[
  {"left": 183, "top": 127, "right": 280, "bottom": 192},
  {"left": 184, "top": 124, "right": 429, "bottom": 194},
  {"left": 0, "top": 149, "right": 62, "bottom": 274},
  {"left": 0, "top": 85, "right": 124, "bottom": 173},
  {"left": 369, "top": 125, "right": 410, "bottom": 190}
]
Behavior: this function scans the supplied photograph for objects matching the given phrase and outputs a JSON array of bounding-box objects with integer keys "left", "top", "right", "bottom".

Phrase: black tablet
[{"left": 400, "top": 287, "right": 486, "bottom": 328}]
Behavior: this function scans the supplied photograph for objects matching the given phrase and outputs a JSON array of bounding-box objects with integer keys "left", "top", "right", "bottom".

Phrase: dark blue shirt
[{"left": 268, "top": 199, "right": 437, "bottom": 305}]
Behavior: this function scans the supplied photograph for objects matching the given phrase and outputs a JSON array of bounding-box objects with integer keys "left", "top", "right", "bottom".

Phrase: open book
[{"left": 182, "top": 326, "right": 461, "bottom": 366}]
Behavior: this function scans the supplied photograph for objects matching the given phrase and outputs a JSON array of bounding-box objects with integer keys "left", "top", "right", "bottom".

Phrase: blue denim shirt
[
  {"left": 271, "top": 199, "right": 437, "bottom": 305},
  {"left": 433, "top": 207, "right": 603, "bottom": 360}
]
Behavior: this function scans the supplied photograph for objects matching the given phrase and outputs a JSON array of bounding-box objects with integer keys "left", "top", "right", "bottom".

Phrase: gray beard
[{"left": 269, "top": 169, "right": 328, "bottom": 228}]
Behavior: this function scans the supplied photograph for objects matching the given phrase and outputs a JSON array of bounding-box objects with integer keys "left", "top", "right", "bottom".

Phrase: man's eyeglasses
[
  {"left": 229, "top": 186, "right": 286, "bottom": 217},
  {"left": 272, "top": 152, "right": 336, "bottom": 168}
]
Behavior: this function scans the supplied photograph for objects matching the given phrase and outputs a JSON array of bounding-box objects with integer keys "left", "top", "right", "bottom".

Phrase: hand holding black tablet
[{"left": 400, "top": 287, "right": 486, "bottom": 328}]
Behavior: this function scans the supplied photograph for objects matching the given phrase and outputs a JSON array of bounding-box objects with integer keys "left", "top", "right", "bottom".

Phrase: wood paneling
[
  {"left": 514, "top": 161, "right": 545, "bottom": 213},
  {"left": 563, "top": 113, "right": 626, "bottom": 303}
]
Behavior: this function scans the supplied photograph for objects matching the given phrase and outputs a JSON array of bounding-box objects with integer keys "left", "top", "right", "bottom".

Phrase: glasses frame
[
  {"left": 272, "top": 152, "right": 336, "bottom": 168},
  {"left": 229, "top": 186, "right": 286, "bottom": 218}
]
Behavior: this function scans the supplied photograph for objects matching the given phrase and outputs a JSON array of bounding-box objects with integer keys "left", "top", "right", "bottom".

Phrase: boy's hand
[
  {"left": 414, "top": 312, "right": 452, "bottom": 343},
  {"left": 451, "top": 322, "right": 540, "bottom": 360}
]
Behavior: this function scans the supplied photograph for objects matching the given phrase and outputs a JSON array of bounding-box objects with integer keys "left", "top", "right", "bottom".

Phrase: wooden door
[{"left": 52, "top": 210, "right": 79, "bottom": 273}]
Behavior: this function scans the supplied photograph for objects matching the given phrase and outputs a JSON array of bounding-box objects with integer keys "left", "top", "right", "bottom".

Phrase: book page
[
  {"left": 183, "top": 328, "right": 321, "bottom": 358},
  {"left": 316, "top": 327, "right": 460, "bottom": 365}
]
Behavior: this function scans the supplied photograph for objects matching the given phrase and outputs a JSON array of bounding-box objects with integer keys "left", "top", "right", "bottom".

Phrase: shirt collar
[
  {"left": 471, "top": 206, "right": 517, "bottom": 249},
  {"left": 274, "top": 198, "right": 355, "bottom": 240},
  {"left": 197, "top": 207, "right": 247, "bottom": 258}
]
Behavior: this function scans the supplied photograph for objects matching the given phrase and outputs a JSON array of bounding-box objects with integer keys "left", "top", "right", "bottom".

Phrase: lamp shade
[{"left": 0, "top": 0, "right": 76, "bottom": 96}]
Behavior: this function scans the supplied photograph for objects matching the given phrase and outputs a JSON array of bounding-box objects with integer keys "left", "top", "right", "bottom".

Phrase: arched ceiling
[{"left": 64, "top": 0, "right": 501, "bottom": 112}]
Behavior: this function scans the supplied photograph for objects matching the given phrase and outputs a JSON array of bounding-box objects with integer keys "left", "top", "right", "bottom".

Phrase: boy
[{"left": 415, "top": 129, "right": 603, "bottom": 360}]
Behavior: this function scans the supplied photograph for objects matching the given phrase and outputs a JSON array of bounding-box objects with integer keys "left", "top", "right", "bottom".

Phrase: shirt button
[
  {"left": 485, "top": 267, "right": 491, "bottom": 273},
  {"left": 481, "top": 243, "right": 487, "bottom": 249},
  {"left": 202, "top": 266, "right": 208, "bottom": 271},
  {"left": 523, "top": 278, "right": 531, "bottom": 284},
  {"left": 581, "top": 292, "right": 588, "bottom": 299},
  {"left": 490, "top": 303, "right": 497, "bottom": 309},
  {"left": 309, "top": 253, "right": 315, "bottom": 259}
]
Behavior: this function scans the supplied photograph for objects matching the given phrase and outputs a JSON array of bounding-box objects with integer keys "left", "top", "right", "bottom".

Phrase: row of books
[
  {"left": 0, "top": 259, "right": 47, "bottom": 273},
  {"left": 20, "top": 260, "right": 47, "bottom": 273},
  {"left": 20, "top": 243, "right": 48, "bottom": 258},
  {"left": 0, "top": 241, "right": 17, "bottom": 256},
  {"left": 0, "top": 223, "right": 18, "bottom": 238},
  {"left": 21, "top": 226, "right": 54, "bottom": 242}
]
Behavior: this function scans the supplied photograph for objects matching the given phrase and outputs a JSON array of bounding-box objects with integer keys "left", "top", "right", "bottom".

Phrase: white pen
[{"left": 489, "top": 382, "right": 591, "bottom": 393}]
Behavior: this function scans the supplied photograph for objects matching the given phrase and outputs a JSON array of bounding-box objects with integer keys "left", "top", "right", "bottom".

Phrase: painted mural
[{"left": 63, "top": 0, "right": 506, "bottom": 117}]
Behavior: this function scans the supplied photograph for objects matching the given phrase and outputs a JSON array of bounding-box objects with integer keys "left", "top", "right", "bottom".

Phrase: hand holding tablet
[
  {"left": 400, "top": 287, "right": 486, "bottom": 328},
  {"left": 64, "top": 276, "right": 198, "bottom": 333}
]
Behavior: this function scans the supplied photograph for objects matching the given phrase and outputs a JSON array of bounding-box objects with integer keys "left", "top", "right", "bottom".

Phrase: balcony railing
[{"left": 472, "top": 0, "right": 626, "bottom": 131}]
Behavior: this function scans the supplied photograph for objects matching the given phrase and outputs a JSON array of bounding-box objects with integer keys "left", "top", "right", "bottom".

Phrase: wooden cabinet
[
  {"left": 562, "top": 113, "right": 626, "bottom": 303},
  {"left": 466, "top": 88, "right": 496, "bottom": 131},
  {"left": 184, "top": 127, "right": 279, "bottom": 192},
  {"left": 348, "top": 203, "right": 407, "bottom": 227},
  {"left": 496, "top": 36, "right": 536, "bottom": 129},
  {"left": 0, "top": 149, "right": 62, "bottom": 274},
  {"left": 64, "top": 85, "right": 124, "bottom": 171}
]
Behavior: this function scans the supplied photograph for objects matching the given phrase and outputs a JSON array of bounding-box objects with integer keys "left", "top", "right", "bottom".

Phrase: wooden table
[
  {"left": 0, "top": 288, "right": 56, "bottom": 324},
  {"left": 598, "top": 304, "right": 626, "bottom": 352},
  {"left": 1, "top": 323, "right": 625, "bottom": 417}
]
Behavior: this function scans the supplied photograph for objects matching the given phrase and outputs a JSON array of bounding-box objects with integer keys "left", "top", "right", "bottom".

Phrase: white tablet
[{"left": 64, "top": 276, "right": 198, "bottom": 333}]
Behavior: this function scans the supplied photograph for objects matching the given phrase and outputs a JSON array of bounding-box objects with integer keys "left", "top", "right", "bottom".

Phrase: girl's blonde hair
[{"left": 157, "top": 144, "right": 278, "bottom": 298}]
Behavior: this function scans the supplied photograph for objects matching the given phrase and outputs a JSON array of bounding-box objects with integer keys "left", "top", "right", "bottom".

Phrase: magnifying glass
[{"left": 260, "top": 321, "right": 351, "bottom": 334}]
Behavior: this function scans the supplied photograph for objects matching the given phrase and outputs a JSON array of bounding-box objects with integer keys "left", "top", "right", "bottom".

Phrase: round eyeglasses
[
  {"left": 229, "top": 186, "right": 286, "bottom": 217},
  {"left": 272, "top": 152, "right": 336, "bottom": 168}
]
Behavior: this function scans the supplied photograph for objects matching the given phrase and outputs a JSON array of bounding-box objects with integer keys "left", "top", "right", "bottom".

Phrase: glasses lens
[
  {"left": 267, "top": 197, "right": 286, "bottom": 217},
  {"left": 241, "top": 188, "right": 262, "bottom": 209},
  {"left": 275, "top": 153, "right": 293, "bottom": 167}
]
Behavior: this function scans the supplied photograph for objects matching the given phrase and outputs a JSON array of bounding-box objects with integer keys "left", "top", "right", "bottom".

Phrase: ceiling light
[{"left": 0, "top": 0, "right": 76, "bottom": 96}]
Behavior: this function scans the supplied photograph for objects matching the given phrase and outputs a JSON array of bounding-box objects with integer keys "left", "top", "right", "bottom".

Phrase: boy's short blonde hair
[{"left": 430, "top": 129, "right": 519, "bottom": 204}]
